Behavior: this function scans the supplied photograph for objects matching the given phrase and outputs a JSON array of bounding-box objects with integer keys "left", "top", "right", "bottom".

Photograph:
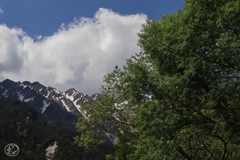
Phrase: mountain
[
  {"left": 0, "top": 79, "right": 99, "bottom": 127},
  {"left": 0, "top": 95, "right": 113, "bottom": 160}
]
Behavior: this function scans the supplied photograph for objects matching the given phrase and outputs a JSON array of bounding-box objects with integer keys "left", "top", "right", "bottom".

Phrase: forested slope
[{"left": 0, "top": 96, "right": 113, "bottom": 160}]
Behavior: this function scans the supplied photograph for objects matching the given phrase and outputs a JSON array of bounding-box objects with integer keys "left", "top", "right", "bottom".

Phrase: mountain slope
[
  {"left": 0, "top": 79, "right": 98, "bottom": 126},
  {"left": 0, "top": 96, "right": 113, "bottom": 160}
]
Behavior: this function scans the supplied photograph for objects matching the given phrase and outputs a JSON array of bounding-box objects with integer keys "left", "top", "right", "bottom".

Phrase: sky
[{"left": 0, "top": 0, "right": 185, "bottom": 95}]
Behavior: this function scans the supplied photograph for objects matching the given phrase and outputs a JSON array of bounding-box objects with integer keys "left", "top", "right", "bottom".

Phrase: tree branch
[
  {"left": 176, "top": 145, "right": 192, "bottom": 160},
  {"left": 210, "top": 134, "right": 227, "bottom": 160}
]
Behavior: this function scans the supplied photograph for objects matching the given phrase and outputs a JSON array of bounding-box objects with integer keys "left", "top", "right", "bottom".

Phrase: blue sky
[
  {"left": 0, "top": 0, "right": 185, "bottom": 95},
  {"left": 0, "top": 0, "right": 184, "bottom": 37}
]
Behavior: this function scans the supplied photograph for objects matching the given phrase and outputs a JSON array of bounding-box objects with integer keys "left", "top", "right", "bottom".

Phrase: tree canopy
[{"left": 75, "top": 0, "right": 240, "bottom": 159}]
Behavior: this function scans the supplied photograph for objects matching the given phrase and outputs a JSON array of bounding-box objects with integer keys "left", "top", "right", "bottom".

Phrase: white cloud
[
  {"left": 36, "top": 35, "right": 42, "bottom": 40},
  {"left": 0, "top": 8, "right": 147, "bottom": 95},
  {"left": 0, "top": 7, "right": 4, "bottom": 13}
]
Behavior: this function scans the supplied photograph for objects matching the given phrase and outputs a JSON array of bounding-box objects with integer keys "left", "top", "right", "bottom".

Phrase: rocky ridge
[{"left": 0, "top": 79, "right": 100, "bottom": 126}]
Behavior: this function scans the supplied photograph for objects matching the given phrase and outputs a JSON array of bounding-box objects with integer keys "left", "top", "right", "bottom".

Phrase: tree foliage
[
  {"left": 0, "top": 96, "right": 112, "bottom": 160},
  {"left": 75, "top": 0, "right": 240, "bottom": 159}
]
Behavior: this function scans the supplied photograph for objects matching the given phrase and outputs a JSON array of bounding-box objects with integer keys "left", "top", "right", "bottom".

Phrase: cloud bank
[{"left": 0, "top": 8, "right": 147, "bottom": 95}]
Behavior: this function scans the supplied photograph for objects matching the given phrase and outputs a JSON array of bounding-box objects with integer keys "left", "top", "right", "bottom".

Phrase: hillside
[{"left": 0, "top": 96, "right": 113, "bottom": 160}]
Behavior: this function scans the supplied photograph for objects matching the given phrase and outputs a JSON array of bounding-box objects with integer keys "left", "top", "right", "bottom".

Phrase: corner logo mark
[{"left": 4, "top": 143, "right": 20, "bottom": 157}]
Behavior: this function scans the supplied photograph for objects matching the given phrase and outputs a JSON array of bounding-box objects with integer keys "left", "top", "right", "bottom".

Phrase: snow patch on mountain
[
  {"left": 54, "top": 88, "right": 61, "bottom": 94},
  {"left": 24, "top": 96, "right": 35, "bottom": 102},
  {"left": 65, "top": 93, "right": 74, "bottom": 101},
  {"left": 16, "top": 91, "right": 24, "bottom": 101},
  {"left": 42, "top": 99, "right": 50, "bottom": 113},
  {"left": 2, "top": 89, "right": 8, "bottom": 96},
  {"left": 73, "top": 100, "right": 87, "bottom": 119},
  {"left": 19, "top": 83, "right": 28, "bottom": 88},
  {"left": 61, "top": 99, "right": 70, "bottom": 112}
]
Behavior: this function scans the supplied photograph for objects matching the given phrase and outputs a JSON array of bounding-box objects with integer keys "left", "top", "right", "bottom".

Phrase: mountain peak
[
  {"left": 1, "top": 78, "right": 14, "bottom": 84},
  {"left": 0, "top": 79, "right": 96, "bottom": 126},
  {"left": 22, "top": 81, "right": 31, "bottom": 86},
  {"left": 65, "top": 88, "right": 76, "bottom": 92},
  {"left": 64, "top": 88, "right": 78, "bottom": 95},
  {"left": 32, "top": 81, "right": 41, "bottom": 85}
]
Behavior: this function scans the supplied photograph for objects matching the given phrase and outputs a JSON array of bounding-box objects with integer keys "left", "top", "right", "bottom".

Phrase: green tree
[{"left": 75, "top": 0, "right": 240, "bottom": 159}]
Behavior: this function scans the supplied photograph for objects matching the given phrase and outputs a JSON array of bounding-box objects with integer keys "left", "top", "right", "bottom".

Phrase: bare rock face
[
  {"left": 0, "top": 79, "right": 98, "bottom": 127},
  {"left": 45, "top": 141, "right": 58, "bottom": 160}
]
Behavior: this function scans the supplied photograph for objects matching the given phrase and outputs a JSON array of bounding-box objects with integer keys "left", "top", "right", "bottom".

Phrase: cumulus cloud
[
  {"left": 0, "top": 7, "right": 3, "bottom": 13},
  {"left": 0, "top": 8, "right": 147, "bottom": 95},
  {"left": 0, "top": 25, "right": 25, "bottom": 72}
]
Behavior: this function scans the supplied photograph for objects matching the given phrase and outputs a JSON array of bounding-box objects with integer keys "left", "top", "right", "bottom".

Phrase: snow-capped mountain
[{"left": 0, "top": 79, "right": 99, "bottom": 126}]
